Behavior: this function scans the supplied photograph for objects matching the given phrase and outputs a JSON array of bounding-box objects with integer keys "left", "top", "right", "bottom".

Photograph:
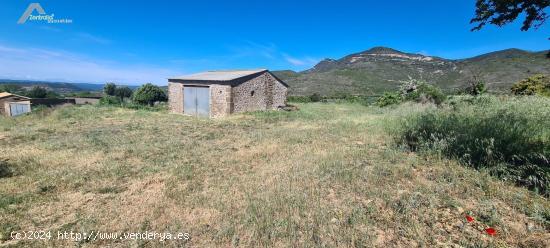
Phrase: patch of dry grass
[{"left": 0, "top": 103, "right": 548, "bottom": 247}]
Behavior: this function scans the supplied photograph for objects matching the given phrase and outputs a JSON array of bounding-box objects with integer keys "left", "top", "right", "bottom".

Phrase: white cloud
[
  {"left": 225, "top": 41, "right": 319, "bottom": 70},
  {"left": 283, "top": 54, "right": 319, "bottom": 67},
  {"left": 0, "top": 43, "right": 176, "bottom": 85}
]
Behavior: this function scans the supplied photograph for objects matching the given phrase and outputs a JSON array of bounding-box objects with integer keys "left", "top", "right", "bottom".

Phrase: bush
[
  {"left": 132, "top": 83, "right": 167, "bottom": 106},
  {"left": 99, "top": 95, "right": 121, "bottom": 105},
  {"left": 309, "top": 93, "right": 322, "bottom": 102},
  {"left": 396, "top": 96, "right": 550, "bottom": 195},
  {"left": 402, "top": 81, "right": 446, "bottom": 105},
  {"left": 464, "top": 80, "right": 487, "bottom": 96},
  {"left": 376, "top": 92, "right": 402, "bottom": 107},
  {"left": 511, "top": 74, "right": 550, "bottom": 97},
  {"left": 287, "top": 96, "right": 312, "bottom": 103}
]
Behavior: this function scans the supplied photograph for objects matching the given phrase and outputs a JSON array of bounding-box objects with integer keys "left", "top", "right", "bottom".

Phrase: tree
[
  {"left": 471, "top": 0, "right": 550, "bottom": 32},
  {"left": 26, "top": 86, "right": 48, "bottom": 98},
  {"left": 132, "top": 83, "right": 167, "bottom": 106},
  {"left": 114, "top": 86, "right": 133, "bottom": 102},
  {"left": 103, "top": 83, "right": 116, "bottom": 96}
]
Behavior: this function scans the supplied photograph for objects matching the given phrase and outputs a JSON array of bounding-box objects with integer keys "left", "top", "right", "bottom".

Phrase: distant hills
[
  {"left": 0, "top": 79, "right": 140, "bottom": 94},
  {"left": 273, "top": 47, "right": 550, "bottom": 96}
]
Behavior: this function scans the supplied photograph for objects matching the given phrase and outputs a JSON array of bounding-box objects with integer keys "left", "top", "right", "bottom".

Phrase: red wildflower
[
  {"left": 485, "top": 228, "right": 496, "bottom": 236},
  {"left": 465, "top": 215, "right": 474, "bottom": 223}
]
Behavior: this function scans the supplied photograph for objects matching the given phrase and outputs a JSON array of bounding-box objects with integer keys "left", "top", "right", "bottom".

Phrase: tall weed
[{"left": 396, "top": 95, "right": 550, "bottom": 195}]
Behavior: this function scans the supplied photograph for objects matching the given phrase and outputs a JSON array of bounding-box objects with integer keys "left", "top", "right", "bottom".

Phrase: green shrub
[
  {"left": 376, "top": 92, "right": 402, "bottom": 107},
  {"left": 287, "top": 96, "right": 312, "bottom": 103},
  {"left": 99, "top": 95, "right": 121, "bottom": 105},
  {"left": 402, "top": 82, "right": 446, "bottom": 105},
  {"left": 132, "top": 83, "right": 167, "bottom": 106},
  {"left": 464, "top": 80, "right": 487, "bottom": 96},
  {"left": 511, "top": 74, "right": 550, "bottom": 97},
  {"left": 309, "top": 93, "right": 322, "bottom": 102},
  {"left": 396, "top": 96, "right": 550, "bottom": 195}
]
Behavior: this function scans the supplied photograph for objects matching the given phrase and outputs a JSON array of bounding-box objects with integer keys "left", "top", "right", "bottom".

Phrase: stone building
[{"left": 168, "top": 69, "right": 288, "bottom": 118}]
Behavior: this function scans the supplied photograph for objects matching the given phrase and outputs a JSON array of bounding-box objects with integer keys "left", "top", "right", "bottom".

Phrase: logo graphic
[{"left": 17, "top": 3, "right": 72, "bottom": 24}]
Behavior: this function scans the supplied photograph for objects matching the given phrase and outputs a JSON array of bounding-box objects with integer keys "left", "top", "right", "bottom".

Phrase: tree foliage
[
  {"left": 132, "top": 83, "right": 167, "bottom": 106},
  {"left": 0, "top": 84, "right": 23, "bottom": 94},
  {"left": 26, "top": 86, "right": 48, "bottom": 98},
  {"left": 471, "top": 0, "right": 550, "bottom": 31},
  {"left": 114, "top": 86, "right": 133, "bottom": 102},
  {"left": 376, "top": 92, "right": 402, "bottom": 107},
  {"left": 103, "top": 83, "right": 116, "bottom": 96}
]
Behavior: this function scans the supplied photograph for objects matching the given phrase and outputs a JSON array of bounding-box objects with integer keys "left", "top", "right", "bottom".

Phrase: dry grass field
[{"left": 1, "top": 103, "right": 548, "bottom": 247}]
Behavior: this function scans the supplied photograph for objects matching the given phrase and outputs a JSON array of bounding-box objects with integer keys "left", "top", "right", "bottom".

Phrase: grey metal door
[
  {"left": 9, "top": 103, "right": 31, "bottom": 116},
  {"left": 183, "top": 87, "right": 197, "bottom": 116},
  {"left": 183, "top": 86, "right": 209, "bottom": 117},
  {"left": 196, "top": 87, "right": 209, "bottom": 117}
]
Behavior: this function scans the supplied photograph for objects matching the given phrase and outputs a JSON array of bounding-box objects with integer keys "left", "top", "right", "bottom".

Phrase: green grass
[{"left": 0, "top": 103, "right": 548, "bottom": 247}]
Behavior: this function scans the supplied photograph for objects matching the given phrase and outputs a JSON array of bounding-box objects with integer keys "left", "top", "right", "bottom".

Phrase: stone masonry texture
[{"left": 168, "top": 71, "right": 288, "bottom": 118}]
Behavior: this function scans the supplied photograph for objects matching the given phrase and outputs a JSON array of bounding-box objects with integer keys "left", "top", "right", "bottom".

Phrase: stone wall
[
  {"left": 210, "top": 84, "right": 231, "bottom": 118},
  {"left": 168, "top": 82, "right": 183, "bottom": 114},
  {"left": 232, "top": 72, "right": 288, "bottom": 113},
  {"left": 232, "top": 73, "right": 269, "bottom": 113},
  {"left": 267, "top": 73, "right": 288, "bottom": 109}
]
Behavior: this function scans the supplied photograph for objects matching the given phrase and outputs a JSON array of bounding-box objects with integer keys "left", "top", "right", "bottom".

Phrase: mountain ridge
[{"left": 274, "top": 47, "right": 549, "bottom": 96}]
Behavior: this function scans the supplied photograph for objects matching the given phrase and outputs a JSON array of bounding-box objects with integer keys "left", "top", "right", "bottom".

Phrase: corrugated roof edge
[
  {"left": 167, "top": 69, "right": 267, "bottom": 81},
  {"left": 168, "top": 69, "right": 289, "bottom": 88}
]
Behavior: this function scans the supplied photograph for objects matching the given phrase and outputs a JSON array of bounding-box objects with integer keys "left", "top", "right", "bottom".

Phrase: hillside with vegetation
[
  {"left": 0, "top": 80, "right": 106, "bottom": 94},
  {"left": 274, "top": 47, "right": 549, "bottom": 96}
]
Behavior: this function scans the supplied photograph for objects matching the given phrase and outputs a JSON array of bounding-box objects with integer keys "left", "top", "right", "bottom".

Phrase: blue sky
[{"left": 0, "top": 0, "right": 548, "bottom": 85}]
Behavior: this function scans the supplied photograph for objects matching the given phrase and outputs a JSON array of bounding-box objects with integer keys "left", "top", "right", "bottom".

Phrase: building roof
[
  {"left": 168, "top": 69, "right": 288, "bottom": 87},
  {"left": 0, "top": 92, "right": 31, "bottom": 100},
  {"left": 169, "top": 69, "right": 267, "bottom": 81}
]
